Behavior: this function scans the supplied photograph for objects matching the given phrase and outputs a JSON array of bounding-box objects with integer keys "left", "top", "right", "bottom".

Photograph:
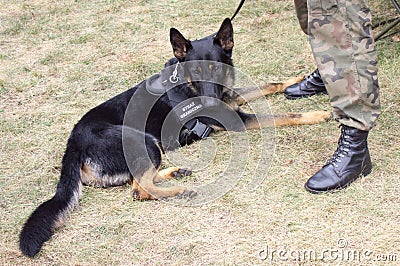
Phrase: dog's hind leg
[
  {"left": 131, "top": 179, "right": 155, "bottom": 200},
  {"left": 131, "top": 167, "right": 196, "bottom": 200},
  {"left": 231, "top": 76, "right": 305, "bottom": 106},
  {"left": 81, "top": 162, "right": 131, "bottom": 188},
  {"left": 153, "top": 167, "right": 192, "bottom": 183},
  {"left": 115, "top": 126, "right": 197, "bottom": 200}
]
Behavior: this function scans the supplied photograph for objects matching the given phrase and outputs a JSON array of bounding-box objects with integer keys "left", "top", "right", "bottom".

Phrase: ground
[{"left": 0, "top": 0, "right": 399, "bottom": 265}]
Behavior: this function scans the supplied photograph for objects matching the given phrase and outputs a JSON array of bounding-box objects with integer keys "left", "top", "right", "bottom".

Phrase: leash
[
  {"left": 207, "top": 0, "right": 246, "bottom": 38},
  {"left": 230, "top": 0, "right": 246, "bottom": 21}
]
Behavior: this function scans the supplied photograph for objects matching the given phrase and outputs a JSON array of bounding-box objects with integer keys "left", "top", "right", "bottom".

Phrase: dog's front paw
[
  {"left": 299, "top": 111, "right": 332, "bottom": 124},
  {"left": 310, "top": 111, "right": 332, "bottom": 123},
  {"left": 282, "top": 76, "right": 305, "bottom": 89}
]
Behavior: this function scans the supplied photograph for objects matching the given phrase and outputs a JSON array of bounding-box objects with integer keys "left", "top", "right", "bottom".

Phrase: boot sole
[
  {"left": 285, "top": 91, "right": 328, "bottom": 100},
  {"left": 304, "top": 165, "right": 372, "bottom": 194}
]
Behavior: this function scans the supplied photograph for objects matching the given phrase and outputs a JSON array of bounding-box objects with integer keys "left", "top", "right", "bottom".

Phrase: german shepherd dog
[{"left": 19, "top": 18, "right": 330, "bottom": 257}]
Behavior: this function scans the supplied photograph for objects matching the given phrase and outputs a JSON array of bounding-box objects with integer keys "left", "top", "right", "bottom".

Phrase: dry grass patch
[{"left": 1, "top": 0, "right": 399, "bottom": 265}]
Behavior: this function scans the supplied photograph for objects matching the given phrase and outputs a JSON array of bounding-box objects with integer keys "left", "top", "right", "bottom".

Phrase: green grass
[{"left": 1, "top": 0, "right": 399, "bottom": 265}]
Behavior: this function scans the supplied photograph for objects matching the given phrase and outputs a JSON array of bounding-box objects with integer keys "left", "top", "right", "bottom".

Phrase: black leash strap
[
  {"left": 206, "top": 0, "right": 246, "bottom": 38},
  {"left": 230, "top": 0, "right": 246, "bottom": 21}
]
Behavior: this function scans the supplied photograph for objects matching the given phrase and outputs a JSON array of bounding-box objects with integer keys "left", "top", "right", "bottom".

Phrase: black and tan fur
[{"left": 19, "top": 18, "right": 330, "bottom": 257}]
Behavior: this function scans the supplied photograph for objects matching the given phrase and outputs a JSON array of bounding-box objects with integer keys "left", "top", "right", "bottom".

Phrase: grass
[{"left": 0, "top": 0, "right": 399, "bottom": 265}]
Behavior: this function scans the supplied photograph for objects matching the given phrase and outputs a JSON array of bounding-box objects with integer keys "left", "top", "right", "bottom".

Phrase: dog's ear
[
  {"left": 214, "top": 18, "right": 234, "bottom": 53},
  {"left": 170, "top": 28, "right": 192, "bottom": 61}
]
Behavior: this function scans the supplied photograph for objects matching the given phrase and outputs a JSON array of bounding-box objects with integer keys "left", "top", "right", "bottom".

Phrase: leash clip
[{"left": 169, "top": 62, "right": 180, "bottom": 84}]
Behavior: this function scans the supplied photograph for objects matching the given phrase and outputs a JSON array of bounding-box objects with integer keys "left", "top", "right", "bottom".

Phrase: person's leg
[
  {"left": 304, "top": 0, "right": 381, "bottom": 193},
  {"left": 285, "top": 0, "right": 328, "bottom": 99},
  {"left": 295, "top": 0, "right": 309, "bottom": 34},
  {"left": 308, "top": 0, "right": 380, "bottom": 130}
]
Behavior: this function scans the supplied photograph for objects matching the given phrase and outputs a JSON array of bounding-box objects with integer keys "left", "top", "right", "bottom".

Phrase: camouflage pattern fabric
[
  {"left": 294, "top": 0, "right": 309, "bottom": 34},
  {"left": 294, "top": 0, "right": 381, "bottom": 131}
]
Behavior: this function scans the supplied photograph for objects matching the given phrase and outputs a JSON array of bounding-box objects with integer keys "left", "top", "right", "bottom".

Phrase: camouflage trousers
[{"left": 294, "top": 0, "right": 381, "bottom": 130}]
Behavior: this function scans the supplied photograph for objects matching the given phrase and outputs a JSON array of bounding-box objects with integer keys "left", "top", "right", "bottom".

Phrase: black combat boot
[
  {"left": 284, "top": 69, "right": 327, "bottom": 99},
  {"left": 304, "top": 125, "right": 372, "bottom": 194}
]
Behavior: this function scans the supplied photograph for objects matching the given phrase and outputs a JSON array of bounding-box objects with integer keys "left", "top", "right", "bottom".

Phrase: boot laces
[{"left": 327, "top": 128, "right": 351, "bottom": 168}]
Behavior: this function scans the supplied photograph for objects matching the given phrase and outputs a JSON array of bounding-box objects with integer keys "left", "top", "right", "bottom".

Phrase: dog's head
[{"left": 169, "top": 18, "right": 234, "bottom": 107}]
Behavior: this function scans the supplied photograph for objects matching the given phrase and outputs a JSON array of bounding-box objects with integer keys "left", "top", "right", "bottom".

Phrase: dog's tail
[{"left": 19, "top": 146, "right": 82, "bottom": 257}]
